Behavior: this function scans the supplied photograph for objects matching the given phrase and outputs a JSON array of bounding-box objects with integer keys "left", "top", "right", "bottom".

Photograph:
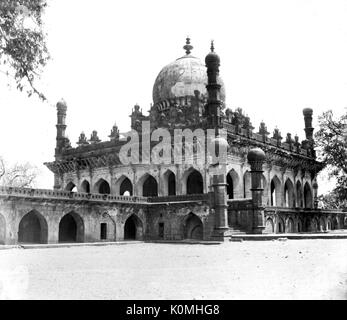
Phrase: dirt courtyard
[{"left": 0, "top": 239, "right": 346, "bottom": 300}]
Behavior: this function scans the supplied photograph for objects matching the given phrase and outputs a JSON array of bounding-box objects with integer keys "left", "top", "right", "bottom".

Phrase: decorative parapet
[{"left": 0, "top": 186, "right": 148, "bottom": 204}]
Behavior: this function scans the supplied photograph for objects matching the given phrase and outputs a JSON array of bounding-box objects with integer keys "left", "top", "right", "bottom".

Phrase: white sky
[{"left": 0, "top": 0, "right": 346, "bottom": 194}]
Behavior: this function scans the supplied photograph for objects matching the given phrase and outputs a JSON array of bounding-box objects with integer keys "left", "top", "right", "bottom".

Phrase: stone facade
[{"left": 0, "top": 38, "right": 346, "bottom": 245}]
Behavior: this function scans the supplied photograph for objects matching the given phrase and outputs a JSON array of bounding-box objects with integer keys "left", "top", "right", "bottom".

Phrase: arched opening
[
  {"left": 265, "top": 218, "right": 274, "bottom": 233},
  {"left": 59, "top": 212, "right": 84, "bottom": 243},
  {"left": 327, "top": 218, "right": 332, "bottom": 231},
  {"left": 310, "top": 218, "right": 318, "bottom": 232},
  {"left": 18, "top": 210, "right": 48, "bottom": 244},
  {"left": 167, "top": 172, "right": 176, "bottom": 196},
  {"left": 97, "top": 179, "right": 111, "bottom": 194},
  {"left": 270, "top": 176, "right": 281, "bottom": 206},
  {"left": 80, "top": 180, "right": 90, "bottom": 193},
  {"left": 184, "top": 213, "right": 203, "bottom": 240},
  {"left": 65, "top": 182, "right": 77, "bottom": 192},
  {"left": 319, "top": 217, "right": 326, "bottom": 232},
  {"left": 124, "top": 215, "right": 143, "bottom": 240},
  {"left": 227, "top": 174, "right": 234, "bottom": 199},
  {"left": 297, "top": 220, "right": 302, "bottom": 233},
  {"left": 0, "top": 213, "right": 6, "bottom": 244},
  {"left": 284, "top": 179, "right": 295, "bottom": 208},
  {"left": 304, "top": 182, "right": 313, "bottom": 208},
  {"left": 187, "top": 170, "right": 203, "bottom": 194},
  {"left": 287, "top": 218, "right": 294, "bottom": 233},
  {"left": 296, "top": 181, "right": 303, "bottom": 207},
  {"left": 277, "top": 218, "right": 285, "bottom": 233},
  {"left": 227, "top": 169, "right": 239, "bottom": 199},
  {"left": 143, "top": 175, "right": 158, "bottom": 197},
  {"left": 243, "top": 171, "right": 251, "bottom": 198},
  {"left": 120, "top": 177, "right": 133, "bottom": 196},
  {"left": 333, "top": 218, "right": 339, "bottom": 230}
]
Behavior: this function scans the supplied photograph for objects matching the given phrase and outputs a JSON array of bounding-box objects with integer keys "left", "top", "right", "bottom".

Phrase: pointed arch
[
  {"left": 163, "top": 169, "right": 176, "bottom": 196},
  {"left": 227, "top": 169, "right": 240, "bottom": 199},
  {"left": 284, "top": 178, "right": 295, "bottom": 208},
  {"left": 287, "top": 217, "right": 294, "bottom": 233},
  {"left": 65, "top": 181, "right": 77, "bottom": 192},
  {"left": 143, "top": 175, "right": 158, "bottom": 197},
  {"left": 319, "top": 216, "right": 326, "bottom": 232},
  {"left": 184, "top": 169, "right": 203, "bottom": 195},
  {"left": 94, "top": 178, "right": 111, "bottom": 194},
  {"left": 183, "top": 213, "right": 203, "bottom": 240},
  {"left": 304, "top": 182, "right": 313, "bottom": 208},
  {"left": 115, "top": 175, "right": 133, "bottom": 196},
  {"left": 0, "top": 213, "right": 6, "bottom": 244},
  {"left": 59, "top": 211, "right": 84, "bottom": 242},
  {"left": 277, "top": 217, "right": 285, "bottom": 233},
  {"left": 265, "top": 218, "right": 274, "bottom": 233},
  {"left": 18, "top": 210, "right": 48, "bottom": 244},
  {"left": 296, "top": 181, "right": 303, "bottom": 208},
  {"left": 124, "top": 214, "right": 143, "bottom": 240},
  {"left": 270, "top": 175, "right": 281, "bottom": 206},
  {"left": 80, "top": 180, "right": 90, "bottom": 193}
]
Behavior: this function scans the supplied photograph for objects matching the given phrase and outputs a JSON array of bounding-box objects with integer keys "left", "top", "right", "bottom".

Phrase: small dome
[
  {"left": 247, "top": 148, "right": 266, "bottom": 162},
  {"left": 303, "top": 108, "right": 313, "bottom": 116},
  {"left": 205, "top": 40, "right": 220, "bottom": 66},
  {"left": 56, "top": 99, "right": 67, "bottom": 111}
]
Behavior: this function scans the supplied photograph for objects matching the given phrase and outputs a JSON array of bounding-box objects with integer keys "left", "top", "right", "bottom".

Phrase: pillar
[{"left": 247, "top": 148, "right": 266, "bottom": 234}]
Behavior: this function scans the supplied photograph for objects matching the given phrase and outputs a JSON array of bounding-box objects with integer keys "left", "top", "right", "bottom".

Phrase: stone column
[{"left": 247, "top": 148, "right": 266, "bottom": 234}]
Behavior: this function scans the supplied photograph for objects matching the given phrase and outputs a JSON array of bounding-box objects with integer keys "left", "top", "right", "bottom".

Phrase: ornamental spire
[
  {"left": 210, "top": 40, "right": 215, "bottom": 52},
  {"left": 183, "top": 36, "right": 193, "bottom": 55}
]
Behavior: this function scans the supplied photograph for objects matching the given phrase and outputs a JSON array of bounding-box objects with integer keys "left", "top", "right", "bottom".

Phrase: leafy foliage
[
  {"left": 315, "top": 110, "right": 347, "bottom": 208},
  {"left": 0, "top": 0, "right": 49, "bottom": 100},
  {"left": 0, "top": 157, "right": 38, "bottom": 188}
]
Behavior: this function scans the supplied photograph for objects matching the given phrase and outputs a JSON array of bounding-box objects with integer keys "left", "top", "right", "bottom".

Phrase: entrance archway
[
  {"left": 59, "top": 212, "right": 84, "bottom": 242},
  {"left": 184, "top": 213, "right": 203, "bottom": 240},
  {"left": 18, "top": 210, "right": 48, "bottom": 244},
  {"left": 124, "top": 215, "right": 143, "bottom": 240}
]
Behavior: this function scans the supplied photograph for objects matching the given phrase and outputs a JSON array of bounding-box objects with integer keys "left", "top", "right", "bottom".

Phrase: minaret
[
  {"left": 303, "top": 108, "right": 314, "bottom": 141},
  {"left": 55, "top": 99, "right": 67, "bottom": 158},
  {"left": 205, "top": 41, "right": 223, "bottom": 129}
]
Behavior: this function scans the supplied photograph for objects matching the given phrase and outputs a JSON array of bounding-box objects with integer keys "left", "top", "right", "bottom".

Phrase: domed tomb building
[{"left": 0, "top": 38, "right": 345, "bottom": 245}]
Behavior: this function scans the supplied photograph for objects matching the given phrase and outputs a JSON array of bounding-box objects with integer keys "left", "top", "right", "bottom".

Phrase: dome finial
[
  {"left": 183, "top": 36, "right": 193, "bottom": 55},
  {"left": 210, "top": 40, "right": 215, "bottom": 52}
]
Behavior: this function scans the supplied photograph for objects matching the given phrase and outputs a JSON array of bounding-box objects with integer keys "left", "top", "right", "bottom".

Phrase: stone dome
[
  {"left": 247, "top": 148, "right": 266, "bottom": 162},
  {"left": 152, "top": 40, "right": 225, "bottom": 106}
]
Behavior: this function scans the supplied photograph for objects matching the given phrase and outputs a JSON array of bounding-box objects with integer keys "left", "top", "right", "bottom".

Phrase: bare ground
[{"left": 0, "top": 239, "right": 347, "bottom": 300}]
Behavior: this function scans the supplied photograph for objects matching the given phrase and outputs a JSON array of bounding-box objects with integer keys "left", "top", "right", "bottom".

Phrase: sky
[{"left": 0, "top": 0, "right": 346, "bottom": 194}]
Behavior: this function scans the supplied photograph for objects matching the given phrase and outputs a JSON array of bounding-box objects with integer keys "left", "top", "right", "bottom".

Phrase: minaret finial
[
  {"left": 210, "top": 40, "right": 215, "bottom": 52},
  {"left": 183, "top": 36, "right": 193, "bottom": 55}
]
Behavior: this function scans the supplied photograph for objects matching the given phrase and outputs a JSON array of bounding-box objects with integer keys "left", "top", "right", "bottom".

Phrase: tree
[
  {"left": 0, "top": 0, "right": 49, "bottom": 100},
  {"left": 0, "top": 157, "right": 39, "bottom": 188},
  {"left": 315, "top": 110, "right": 347, "bottom": 208}
]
